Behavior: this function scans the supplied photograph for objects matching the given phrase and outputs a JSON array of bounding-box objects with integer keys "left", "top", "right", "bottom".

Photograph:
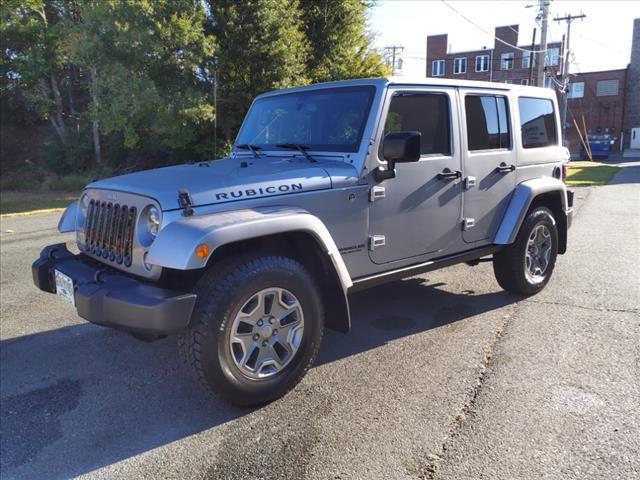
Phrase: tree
[
  {"left": 68, "top": 0, "right": 216, "bottom": 167},
  {"left": 207, "top": 0, "right": 309, "bottom": 139},
  {"left": 299, "top": 0, "right": 389, "bottom": 83},
  {"left": 1, "top": 0, "right": 78, "bottom": 148}
]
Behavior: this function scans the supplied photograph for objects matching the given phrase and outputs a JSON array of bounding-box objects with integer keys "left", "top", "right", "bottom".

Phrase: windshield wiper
[
  {"left": 236, "top": 144, "right": 262, "bottom": 158},
  {"left": 276, "top": 143, "right": 317, "bottom": 163}
]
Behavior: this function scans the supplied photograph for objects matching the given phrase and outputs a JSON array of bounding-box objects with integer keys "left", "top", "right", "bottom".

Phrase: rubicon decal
[{"left": 214, "top": 183, "right": 304, "bottom": 201}]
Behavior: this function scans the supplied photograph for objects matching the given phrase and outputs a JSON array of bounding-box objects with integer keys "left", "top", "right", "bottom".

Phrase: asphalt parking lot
[{"left": 1, "top": 165, "right": 638, "bottom": 480}]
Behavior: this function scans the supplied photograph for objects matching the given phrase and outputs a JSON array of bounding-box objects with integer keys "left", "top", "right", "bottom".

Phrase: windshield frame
[{"left": 234, "top": 85, "right": 377, "bottom": 154}]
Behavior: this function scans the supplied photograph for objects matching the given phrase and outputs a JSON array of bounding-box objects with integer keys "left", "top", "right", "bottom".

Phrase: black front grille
[{"left": 84, "top": 200, "right": 136, "bottom": 267}]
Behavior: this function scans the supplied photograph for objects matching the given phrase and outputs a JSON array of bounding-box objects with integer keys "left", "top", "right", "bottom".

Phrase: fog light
[{"left": 195, "top": 243, "right": 209, "bottom": 259}]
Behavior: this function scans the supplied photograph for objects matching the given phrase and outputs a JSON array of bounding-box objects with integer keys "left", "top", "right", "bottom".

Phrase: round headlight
[
  {"left": 137, "top": 205, "right": 162, "bottom": 247},
  {"left": 146, "top": 206, "right": 161, "bottom": 237}
]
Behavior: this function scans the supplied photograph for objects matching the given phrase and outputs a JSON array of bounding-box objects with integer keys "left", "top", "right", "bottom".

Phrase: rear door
[{"left": 459, "top": 90, "right": 516, "bottom": 243}]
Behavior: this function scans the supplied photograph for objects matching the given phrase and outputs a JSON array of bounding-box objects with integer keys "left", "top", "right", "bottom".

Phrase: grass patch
[
  {"left": 566, "top": 161, "right": 620, "bottom": 186},
  {"left": 0, "top": 191, "right": 78, "bottom": 215}
]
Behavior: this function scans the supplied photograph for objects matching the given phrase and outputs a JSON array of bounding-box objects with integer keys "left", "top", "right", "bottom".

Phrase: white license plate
[{"left": 54, "top": 270, "right": 75, "bottom": 306}]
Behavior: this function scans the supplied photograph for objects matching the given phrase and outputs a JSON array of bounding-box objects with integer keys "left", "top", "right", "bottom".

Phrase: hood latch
[{"left": 178, "top": 189, "right": 194, "bottom": 216}]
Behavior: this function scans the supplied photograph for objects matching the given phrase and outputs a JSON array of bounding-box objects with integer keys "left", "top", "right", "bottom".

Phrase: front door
[
  {"left": 368, "top": 87, "right": 463, "bottom": 264},
  {"left": 459, "top": 90, "right": 516, "bottom": 243}
]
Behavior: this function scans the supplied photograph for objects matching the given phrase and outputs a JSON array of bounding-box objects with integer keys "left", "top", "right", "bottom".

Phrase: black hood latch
[{"left": 178, "top": 189, "right": 194, "bottom": 216}]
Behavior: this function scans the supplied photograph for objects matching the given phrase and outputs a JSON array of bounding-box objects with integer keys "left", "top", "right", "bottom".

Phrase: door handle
[
  {"left": 495, "top": 162, "right": 516, "bottom": 173},
  {"left": 437, "top": 168, "right": 462, "bottom": 180}
]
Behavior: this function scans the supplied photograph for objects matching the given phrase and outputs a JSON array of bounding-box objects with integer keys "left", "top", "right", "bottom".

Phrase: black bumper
[{"left": 33, "top": 244, "right": 196, "bottom": 336}]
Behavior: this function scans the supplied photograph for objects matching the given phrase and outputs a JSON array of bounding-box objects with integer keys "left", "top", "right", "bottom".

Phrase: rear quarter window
[{"left": 518, "top": 97, "right": 558, "bottom": 148}]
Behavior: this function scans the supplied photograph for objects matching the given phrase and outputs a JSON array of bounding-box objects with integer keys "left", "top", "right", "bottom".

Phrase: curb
[{"left": 1, "top": 208, "right": 65, "bottom": 219}]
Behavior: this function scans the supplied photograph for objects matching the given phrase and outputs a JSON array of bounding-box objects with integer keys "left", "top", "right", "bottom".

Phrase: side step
[{"left": 350, "top": 246, "right": 500, "bottom": 292}]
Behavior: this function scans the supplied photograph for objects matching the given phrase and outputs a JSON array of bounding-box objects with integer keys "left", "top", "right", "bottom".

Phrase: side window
[
  {"left": 465, "top": 95, "right": 511, "bottom": 151},
  {"left": 518, "top": 97, "right": 557, "bottom": 148},
  {"left": 381, "top": 93, "right": 451, "bottom": 156}
]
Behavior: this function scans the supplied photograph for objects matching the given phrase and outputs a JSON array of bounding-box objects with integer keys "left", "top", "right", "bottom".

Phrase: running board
[{"left": 349, "top": 245, "right": 500, "bottom": 292}]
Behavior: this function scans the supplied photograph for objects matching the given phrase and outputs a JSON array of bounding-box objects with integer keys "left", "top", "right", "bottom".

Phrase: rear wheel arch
[
  {"left": 528, "top": 191, "right": 567, "bottom": 254},
  {"left": 495, "top": 179, "right": 568, "bottom": 254}
]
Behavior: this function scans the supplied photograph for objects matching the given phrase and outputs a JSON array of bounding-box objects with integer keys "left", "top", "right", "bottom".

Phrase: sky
[{"left": 368, "top": 0, "right": 640, "bottom": 78}]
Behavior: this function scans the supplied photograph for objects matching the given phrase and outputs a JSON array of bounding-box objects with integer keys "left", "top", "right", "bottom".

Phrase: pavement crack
[
  {"left": 420, "top": 311, "right": 514, "bottom": 480},
  {"left": 524, "top": 299, "right": 638, "bottom": 314}
]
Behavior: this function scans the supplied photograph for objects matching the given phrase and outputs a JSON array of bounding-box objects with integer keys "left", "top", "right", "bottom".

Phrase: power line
[
  {"left": 574, "top": 32, "right": 628, "bottom": 57},
  {"left": 439, "top": 0, "right": 554, "bottom": 54}
]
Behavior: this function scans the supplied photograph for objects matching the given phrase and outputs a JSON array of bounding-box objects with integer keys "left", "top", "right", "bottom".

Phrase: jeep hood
[{"left": 87, "top": 156, "right": 358, "bottom": 211}]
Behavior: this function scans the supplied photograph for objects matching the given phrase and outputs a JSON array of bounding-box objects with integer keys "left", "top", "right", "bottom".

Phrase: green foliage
[
  {"left": 0, "top": 175, "right": 42, "bottom": 191},
  {"left": 42, "top": 127, "right": 93, "bottom": 173},
  {"left": 2, "top": 0, "right": 388, "bottom": 176},
  {"left": 70, "top": 0, "right": 216, "bottom": 157},
  {"left": 49, "top": 171, "right": 106, "bottom": 191},
  {"left": 299, "top": 0, "right": 390, "bottom": 83},
  {"left": 208, "top": 0, "right": 310, "bottom": 138}
]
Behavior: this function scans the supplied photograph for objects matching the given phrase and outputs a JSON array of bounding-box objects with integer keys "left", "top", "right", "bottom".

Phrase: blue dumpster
[{"left": 580, "top": 134, "right": 613, "bottom": 160}]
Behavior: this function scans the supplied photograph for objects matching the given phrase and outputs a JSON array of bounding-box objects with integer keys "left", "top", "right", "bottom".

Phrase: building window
[
  {"left": 521, "top": 79, "right": 530, "bottom": 86},
  {"left": 454, "top": 57, "right": 467, "bottom": 74},
  {"left": 567, "top": 82, "right": 584, "bottom": 99},
  {"left": 432, "top": 60, "right": 445, "bottom": 77},
  {"left": 465, "top": 95, "right": 511, "bottom": 150},
  {"left": 475, "top": 55, "right": 489, "bottom": 72},
  {"left": 504, "top": 80, "right": 512, "bottom": 84},
  {"left": 518, "top": 97, "right": 558, "bottom": 148},
  {"left": 522, "top": 52, "right": 534, "bottom": 69},
  {"left": 382, "top": 93, "right": 451, "bottom": 156},
  {"left": 545, "top": 48, "right": 559, "bottom": 66},
  {"left": 596, "top": 79, "right": 619, "bottom": 96},
  {"left": 501, "top": 52, "right": 514, "bottom": 70}
]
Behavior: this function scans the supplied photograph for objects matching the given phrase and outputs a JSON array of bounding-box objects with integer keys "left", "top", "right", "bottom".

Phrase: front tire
[
  {"left": 493, "top": 206, "right": 559, "bottom": 295},
  {"left": 179, "top": 255, "right": 324, "bottom": 407}
]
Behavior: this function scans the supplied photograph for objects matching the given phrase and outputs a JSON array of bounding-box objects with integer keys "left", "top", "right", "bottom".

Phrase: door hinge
[
  {"left": 463, "top": 218, "right": 475, "bottom": 231},
  {"left": 464, "top": 176, "right": 476, "bottom": 190},
  {"left": 369, "top": 185, "right": 386, "bottom": 202},
  {"left": 369, "top": 235, "right": 386, "bottom": 250}
]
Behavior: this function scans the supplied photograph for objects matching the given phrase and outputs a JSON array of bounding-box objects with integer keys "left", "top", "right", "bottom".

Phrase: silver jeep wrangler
[{"left": 34, "top": 77, "right": 573, "bottom": 406}]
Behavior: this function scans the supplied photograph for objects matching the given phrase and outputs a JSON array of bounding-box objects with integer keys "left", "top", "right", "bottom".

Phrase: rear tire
[
  {"left": 493, "top": 206, "right": 558, "bottom": 295},
  {"left": 178, "top": 255, "right": 324, "bottom": 407}
]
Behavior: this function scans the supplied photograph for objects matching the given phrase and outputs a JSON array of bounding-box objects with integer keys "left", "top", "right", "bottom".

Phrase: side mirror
[{"left": 376, "top": 131, "right": 421, "bottom": 181}]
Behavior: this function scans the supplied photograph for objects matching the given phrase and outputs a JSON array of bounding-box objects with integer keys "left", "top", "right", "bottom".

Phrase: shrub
[{"left": 0, "top": 175, "right": 42, "bottom": 191}]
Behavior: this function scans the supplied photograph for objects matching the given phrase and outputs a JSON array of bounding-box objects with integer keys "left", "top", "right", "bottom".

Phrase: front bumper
[{"left": 33, "top": 244, "right": 196, "bottom": 336}]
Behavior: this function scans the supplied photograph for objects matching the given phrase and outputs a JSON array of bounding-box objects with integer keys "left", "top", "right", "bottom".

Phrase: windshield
[{"left": 235, "top": 86, "right": 376, "bottom": 153}]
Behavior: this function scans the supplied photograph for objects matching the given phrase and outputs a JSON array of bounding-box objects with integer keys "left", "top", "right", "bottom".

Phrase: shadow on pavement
[{"left": 0, "top": 276, "right": 517, "bottom": 479}]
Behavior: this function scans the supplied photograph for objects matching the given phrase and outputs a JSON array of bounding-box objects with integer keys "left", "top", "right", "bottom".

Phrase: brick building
[
  {"left": 564, "top": 69, "right": 627, "bottom": 152},
  {"left": 426, "top": 22, "right": 639, "bottom": 154},
  {"left": 426, "top": 25, "right": 563, "bottom": 86}
]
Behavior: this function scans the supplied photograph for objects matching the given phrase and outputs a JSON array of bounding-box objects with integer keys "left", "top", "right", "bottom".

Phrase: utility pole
[
  {"left": 555, "top": 12, "right": 586, "bottom": 139},
  {"left": 535, "top": 0, "right": 551, "bottom": 87},
  {"left": 528, "top": 27, "right": 537, "bottom": 84},
  {"left": 384, "top": 45, "right": 404, "bottom": 75}
]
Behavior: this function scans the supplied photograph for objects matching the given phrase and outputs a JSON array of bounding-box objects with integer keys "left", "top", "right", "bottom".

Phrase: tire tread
[{"left": 178, "top": 255, "right": 323, "bottom": 405}]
